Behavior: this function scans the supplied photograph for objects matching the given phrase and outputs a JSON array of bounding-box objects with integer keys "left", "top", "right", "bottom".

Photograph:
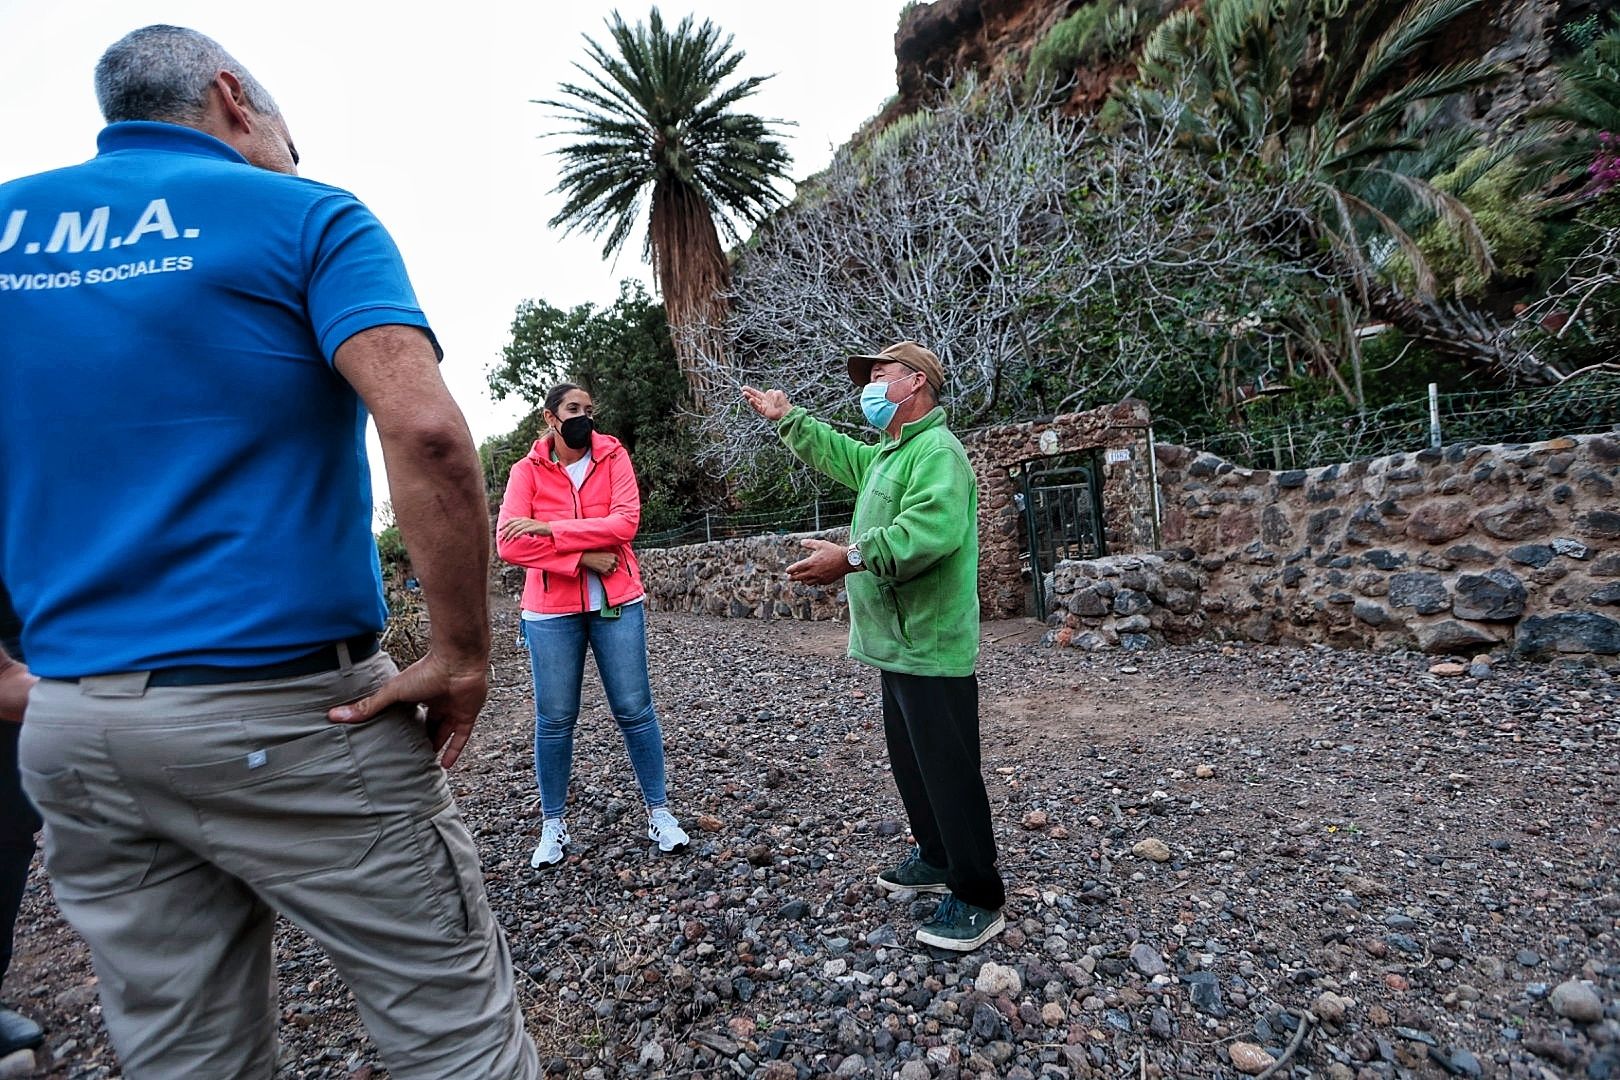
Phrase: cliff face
[
  {"left": 891, "top": 0, "right": 1607, "bottom": 126},
  {"left": 893, "top": 0, "right": 1168, "bottom": 115},
  {"left": 894, "top": 0, "right": 1063, "bottom": 103},
  {"left": 1432, "top": 0, "right": 1605, "bottom": 133}
]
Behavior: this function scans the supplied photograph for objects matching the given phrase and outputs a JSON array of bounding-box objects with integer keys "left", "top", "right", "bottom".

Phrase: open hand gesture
[
  {"left": 787, "top": 538, "right": 853, "bottom": 586},
  {"left": 741, "top": 386, "right": 790, "bottom": 422}
]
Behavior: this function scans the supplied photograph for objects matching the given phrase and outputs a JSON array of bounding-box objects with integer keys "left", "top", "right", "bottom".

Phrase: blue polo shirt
[{"left": 0, "top": 122, "right": 437, "bottom": 678}]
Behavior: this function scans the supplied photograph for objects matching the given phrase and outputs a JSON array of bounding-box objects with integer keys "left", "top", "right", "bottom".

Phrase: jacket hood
[{"left": 527, "top": 428, "right": 626, "bottom": 467}]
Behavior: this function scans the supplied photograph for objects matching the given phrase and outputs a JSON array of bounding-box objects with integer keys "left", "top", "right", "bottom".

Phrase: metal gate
[{"left": 1019, "top": 453, "right": 1105, "bottom": 621}]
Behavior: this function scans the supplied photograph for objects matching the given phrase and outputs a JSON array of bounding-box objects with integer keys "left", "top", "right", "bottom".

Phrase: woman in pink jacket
[{"left": 496, "top": 383, "right": 689, "bottom": 868}]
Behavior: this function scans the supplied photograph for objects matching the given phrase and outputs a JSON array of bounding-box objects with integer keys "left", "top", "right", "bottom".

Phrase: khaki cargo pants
[{"left": 18, "top": 649, "right": 538, "bottom": 1079}]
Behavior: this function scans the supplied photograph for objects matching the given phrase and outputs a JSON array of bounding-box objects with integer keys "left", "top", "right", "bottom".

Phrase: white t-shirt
[{"left": 521, "top": 450, "right": 643, "bottom": 621}]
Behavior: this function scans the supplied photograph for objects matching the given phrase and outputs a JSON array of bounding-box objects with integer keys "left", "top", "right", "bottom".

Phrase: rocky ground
[{"left": 7, "top": 605, "right": 1620, "bottom": 1080}]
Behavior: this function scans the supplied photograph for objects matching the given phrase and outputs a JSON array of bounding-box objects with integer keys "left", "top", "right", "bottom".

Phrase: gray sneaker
[
  {"left": 647, "top": 808, "right": 690, "bottom": 853},
  {"left": 875, "top": 848, "right": 949, "bottom": 895},
  {"left": 530, "top": 818, "right": 570, "bottom": 868}
]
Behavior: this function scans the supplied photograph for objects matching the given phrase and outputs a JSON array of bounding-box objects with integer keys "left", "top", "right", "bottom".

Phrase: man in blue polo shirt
[{"left": 0, "top": 26, "right": 538, "bottom": 1079}]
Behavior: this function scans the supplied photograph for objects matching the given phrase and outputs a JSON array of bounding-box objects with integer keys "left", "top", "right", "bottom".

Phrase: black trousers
[
  {"left": 880, "top": 670, "right": 1005, "bottom": 911},
  {"left": 0, "top": 721, "right": 40, "bottom": 991}
]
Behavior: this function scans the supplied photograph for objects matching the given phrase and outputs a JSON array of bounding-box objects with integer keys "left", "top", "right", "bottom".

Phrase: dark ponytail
[{"left": 544, "top": 383, "right": 584, "bottom": 417}]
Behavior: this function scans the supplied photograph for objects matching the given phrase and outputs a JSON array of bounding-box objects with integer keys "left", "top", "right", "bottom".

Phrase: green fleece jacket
[{"left": 778, "top": 405, "right": 979, "bottom": 677}]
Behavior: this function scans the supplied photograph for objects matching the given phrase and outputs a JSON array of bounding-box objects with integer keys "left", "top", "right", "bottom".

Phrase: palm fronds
[
  {"left": 540, "top": 8, "right": 794, "bottom": 402},
  {"left": 543, "top": 9, "right": 792, "bottom": 256},
  {"left": 1521, "top": 14, "right": 1620, "bottom": 194}
]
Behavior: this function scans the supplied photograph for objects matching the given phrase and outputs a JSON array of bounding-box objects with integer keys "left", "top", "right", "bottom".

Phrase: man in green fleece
[{"left": 742, "top": 341, "right": 1005, "bottom": 951}]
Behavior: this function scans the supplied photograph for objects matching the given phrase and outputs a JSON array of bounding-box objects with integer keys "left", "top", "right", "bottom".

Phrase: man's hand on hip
[
  {"left": 331, "top": 324, "right": 491, "bottom": 767},
  {"left": 787, "top": 538, "right": 855, "bottom": 586},
  {"left": 0, "top": 652, "right": 36, "bottom": 724},
  {"left": 328, "top": 650, "right": 489, "bottom": 769}
]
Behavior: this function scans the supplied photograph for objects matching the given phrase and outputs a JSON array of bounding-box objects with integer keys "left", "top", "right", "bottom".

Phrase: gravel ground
[{"left": 7, "top": 605, "right": 1620, "bottom": 1080}]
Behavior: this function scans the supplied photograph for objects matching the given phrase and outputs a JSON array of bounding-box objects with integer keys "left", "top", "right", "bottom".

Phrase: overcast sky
[{"left": 1, "top": 0, "right": 908, "bottom": 517}]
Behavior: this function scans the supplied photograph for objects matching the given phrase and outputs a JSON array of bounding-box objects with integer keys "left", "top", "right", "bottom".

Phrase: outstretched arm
[{"left": 742, "top": 386, "right": 876, "bottom": 492}]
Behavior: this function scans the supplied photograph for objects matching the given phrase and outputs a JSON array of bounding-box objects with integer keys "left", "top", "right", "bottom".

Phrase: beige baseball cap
[{"left": 846, "top": 340, "right": 945, "bottom": 391}]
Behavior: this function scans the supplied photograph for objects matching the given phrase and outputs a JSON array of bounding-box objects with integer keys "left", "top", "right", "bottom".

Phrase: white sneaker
[
  {"left": 647, "top": 808, "right": 690, "bottom": 853},
  {"left": 530, "top": 818, "right": 570, "bottom": 868}
]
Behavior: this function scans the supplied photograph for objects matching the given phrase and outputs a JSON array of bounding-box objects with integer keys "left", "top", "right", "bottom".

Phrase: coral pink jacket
[{"left": 496, "top": 431, "right": 645, "bottom": 614}]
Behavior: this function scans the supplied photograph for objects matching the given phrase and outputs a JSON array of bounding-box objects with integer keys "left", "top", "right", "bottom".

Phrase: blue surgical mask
[{"left": 860, "top": 378, "right": 917, "bottom": 430}]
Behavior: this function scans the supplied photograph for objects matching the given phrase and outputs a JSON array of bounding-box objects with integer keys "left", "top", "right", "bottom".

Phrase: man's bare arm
[{"left": 326, "top": 325, "right": 490, "bottom": 768}]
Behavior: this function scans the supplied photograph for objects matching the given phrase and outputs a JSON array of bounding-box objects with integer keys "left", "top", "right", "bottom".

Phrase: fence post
[
  {"left": 813, "top": 498, "right": 821, "bottom": 532},
  {"left": 704, "top": 512, "right": 712, "bottom": 543},
  {"left": 1428, "top": 383, "right": 1441, "bottom": 449}
]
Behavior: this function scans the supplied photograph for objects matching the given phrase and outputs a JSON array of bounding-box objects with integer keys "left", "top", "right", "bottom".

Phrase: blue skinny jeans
[{"left": 521, "top": 603, "right": 668, "bottom": 820}]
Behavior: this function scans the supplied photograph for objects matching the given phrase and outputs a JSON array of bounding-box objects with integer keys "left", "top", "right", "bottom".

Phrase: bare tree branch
[{"left": 699, "top": 80, "right": 1339, "bottom": 475}]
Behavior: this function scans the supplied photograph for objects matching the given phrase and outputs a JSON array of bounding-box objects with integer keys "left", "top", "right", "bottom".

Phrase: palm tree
[
  {"left": 543, "top": 9, "right": 793, "bottom": 406},
  {"left": 1130, "top": 0, "right": 1520, "bottom": 395}
]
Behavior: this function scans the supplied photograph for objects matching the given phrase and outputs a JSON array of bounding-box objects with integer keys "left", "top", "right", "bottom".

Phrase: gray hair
[{"left": 95, "top": 25, "right": 280, "bottom": 125}]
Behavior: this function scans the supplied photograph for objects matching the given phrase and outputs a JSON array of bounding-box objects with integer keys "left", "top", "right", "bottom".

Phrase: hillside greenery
[{"left": 486, "top": 0, "right": 1620, "bottom": 524}]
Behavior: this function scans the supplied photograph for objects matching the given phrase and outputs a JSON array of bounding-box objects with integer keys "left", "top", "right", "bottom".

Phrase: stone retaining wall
[
  {"left": 637, "top": 528, "right": 850, "bottom": 621},
  {"left": 1094, "top": 433, "right": 1618, "bottom": 660},
  {"left": 615, "top": 428, "right": 1619, "bottom": 663},
  {"left": 1043, "top": 552, "right": 1208, "bottom": 652}
]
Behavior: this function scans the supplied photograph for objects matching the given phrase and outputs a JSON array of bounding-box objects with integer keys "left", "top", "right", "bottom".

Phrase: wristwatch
[{"left": 846, "top": 544, "right": 864, "bottom": 569}]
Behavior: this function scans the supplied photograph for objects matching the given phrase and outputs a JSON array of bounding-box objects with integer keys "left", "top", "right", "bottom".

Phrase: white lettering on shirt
[
  {"left": 44, "top": 207, "right": 110, "bottom": 254},
  {"left": 122, "top": 198, "right": 179, "bottom": 246},
  {"left": 0, "top": 200, "right": 205, "bottom": 257},
  {"left": 0, "top": 256, "right": 194, "bottom": 291},
  {"left": 0, "top": 210, "right": 24, "bottom": 254}
]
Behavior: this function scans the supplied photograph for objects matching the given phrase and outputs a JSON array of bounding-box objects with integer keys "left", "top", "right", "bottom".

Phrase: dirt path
[{"left": 9, "top": 608, "right": 1619, "bottom": 1079}]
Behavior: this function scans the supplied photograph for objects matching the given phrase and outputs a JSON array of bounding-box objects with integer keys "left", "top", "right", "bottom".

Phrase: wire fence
[
  {"left": 1156, "top": 380, "right": 1620, "bottom": 471},
  {"left": 638, "top": 495, "right": 856, "bottom": 549}
]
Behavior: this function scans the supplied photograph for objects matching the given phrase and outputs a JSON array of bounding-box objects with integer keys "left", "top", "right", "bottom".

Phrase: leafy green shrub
[
  {"left": 1530, "top": 189, "right": 1620, "bottom": 371},
  {"left": 479, "top": 410, "right": 547, "bottom": 505},
  {"left": 1561, "top": 12, "right": 1605, "bottom": 51},
  {"left": 375, "top": 522, "right": 409, "bottom": 580},
  {"left": 853, "top": 108, "right": 940, "bottom": 166},
  {"left": 1526, "top": 14, "right": 1620, "bottom": 192},
  {"left": 1355, "top": 330, "right": 1460, "bottom": 404},
  {"left": 1026, "top": 3, "right": 1113, "bottom": 90},
  {"left": 1408, "top": 151, "right": 1546, "bottom": 298},
  {"left": 1027, "top": 0, "right": 1178, "bottom": 95}
]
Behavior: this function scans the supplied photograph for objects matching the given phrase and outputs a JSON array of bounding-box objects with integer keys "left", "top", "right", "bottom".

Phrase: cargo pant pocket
[
  {"left": 20, "top": 765, "right": 159, "bottom": 896},
  {"left": 413, "top": 802, "right": 493, "bottom": 942},
  {"left": 165, "top": 725, "right": 381, "bottom": 886}
]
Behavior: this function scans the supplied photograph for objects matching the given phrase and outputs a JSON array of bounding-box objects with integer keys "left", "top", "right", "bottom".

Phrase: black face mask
[{"left": 559, "top": 415, "right": 595, "bottom": 450}]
